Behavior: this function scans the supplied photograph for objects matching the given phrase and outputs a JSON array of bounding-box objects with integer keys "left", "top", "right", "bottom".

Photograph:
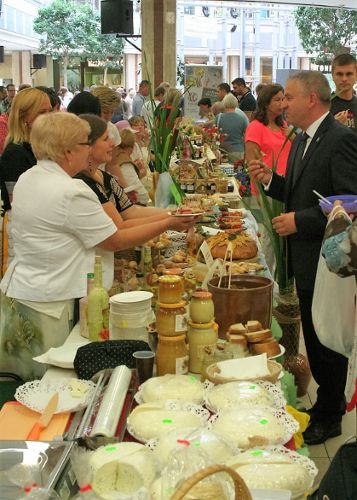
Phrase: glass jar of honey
[
  {"left": 187, "top": 320, "right": 218, "bottom": 374},
  {"left": 189, "top": 290, "right": 214, "bottom": 324},
  {"left": 156, "top": 301, "right": 187, "bottom": 337},
  {"left": 156, "top": 334, "right": 188, "bottom": 375},
  {"left": 158, "top": 275, "right": 184, "bottom": 304}
]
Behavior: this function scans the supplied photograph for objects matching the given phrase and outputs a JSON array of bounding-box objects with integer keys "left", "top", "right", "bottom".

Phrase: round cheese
[
  {"left": 140, "top": 375, "right": 204, "bottom": 404},
  {"left": 206, "top": 381, "right": 274, "bottom": 412}
]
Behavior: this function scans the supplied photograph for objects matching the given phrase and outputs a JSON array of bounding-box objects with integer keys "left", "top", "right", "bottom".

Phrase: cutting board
[{"left": 0, "top": 402, "right": 71, "bottom": 441}]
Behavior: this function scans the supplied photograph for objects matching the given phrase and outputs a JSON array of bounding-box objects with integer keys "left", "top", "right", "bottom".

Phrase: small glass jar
[
  {"left": 187, "top": 320, "right": 218, "bottom": 374},
  {"left": 156, "top": 334, "right": 188, "bottom": 375},
  {"left": 189, "top": 290, "right": 215, "bottom": 324},
  {"left": 158, "top": 275, "right": 184, "bottom": 304},
  {"left": 156, "top": 301, "right": 187, "bottom": 336}
]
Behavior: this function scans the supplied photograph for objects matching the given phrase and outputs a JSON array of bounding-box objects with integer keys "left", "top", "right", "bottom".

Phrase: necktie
[{"left": 292, "top": 132, "right": 309, "bottom": 184}]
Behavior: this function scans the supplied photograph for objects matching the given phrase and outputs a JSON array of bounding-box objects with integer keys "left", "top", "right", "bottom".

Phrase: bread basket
[
  {"left": 171, "top": 464, "right": 252, "bottom": 500},
  {"left": 204, "top": 359, "right": 282, "bottom": 385}
]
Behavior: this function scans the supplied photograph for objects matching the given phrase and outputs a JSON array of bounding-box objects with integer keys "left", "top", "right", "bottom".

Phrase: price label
[{"left": 199, "top": 241, "right": 214, "bottom": 268}]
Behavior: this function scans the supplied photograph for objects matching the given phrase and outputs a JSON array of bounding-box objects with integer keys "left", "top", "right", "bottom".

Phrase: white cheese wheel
[
  {"left": 226, "top": 449, "right": 292, "bottom": 467},
  {"left": 211, "top": 408, "right": 287, "bottom": 449},
  {"left": 206, "top": 381, "right": 274, "bottom": 411},
  {"left": 140, "top": 375, "right": 204, "bottom": 404},
  {"left": 128, "top": 403, "right": 203, "bottom": 442},
  {"left": 90, "top": 442, "right": 156, "bottom": 499},
  {"left": 235, "top": 463, "right": 312, "bottom": 497},
  {"left": 152, "top": 427, "right": 235, "bottom": 466}
]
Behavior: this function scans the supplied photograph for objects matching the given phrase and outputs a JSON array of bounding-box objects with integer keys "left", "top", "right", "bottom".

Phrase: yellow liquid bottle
[{"left": 87, "top": 256, "right": 109, "bottom": 341}]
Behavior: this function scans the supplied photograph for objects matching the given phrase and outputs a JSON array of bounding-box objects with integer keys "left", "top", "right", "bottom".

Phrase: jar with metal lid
[
  {"left": 158, "top": 275, "right": 184, "bottom": 304},
  {"left": 156, "top": 334, "right": 188, "bottom": 375},
  {"left": 156, "top": 301, "right": 187, "bottom": 336},
  {"left": 187, "top": 320, "right": 218, "bottom": 373},
  {"left": 189, "top": 290, "right": 215, "bottom": 324}
]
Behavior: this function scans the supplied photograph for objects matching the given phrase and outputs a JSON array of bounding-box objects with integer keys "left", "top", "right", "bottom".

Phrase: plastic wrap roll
[{"left": 90, "top": 365, "right": 132, "bottom": 438}]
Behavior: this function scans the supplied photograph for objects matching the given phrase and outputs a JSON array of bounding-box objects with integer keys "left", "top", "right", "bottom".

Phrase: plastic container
[
  {"left": 187, "top": 320, "right": 218, "bottom": 373},
  {"left": 208, "top": 275, "right": 273, "bottom": 339},
  {"left": 156, "top": 334, "right": 188, "bottom": 375},
  {"left": 158, "top": 275, "right": 184, "bottom": 304},
  {"left": 156, "top": 301, "right": 187, "bottom": 337},
  {"left": 189, "top": 290, "right": 215, "bottom": 324}
]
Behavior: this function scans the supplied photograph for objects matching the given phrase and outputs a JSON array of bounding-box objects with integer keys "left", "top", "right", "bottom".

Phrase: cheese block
[
  {"left": 206, "top": 381, "right": 274, "bottom": 412},
  {"left": 230, "top": 463, "right": 312, "bottom": 498},
  {"left": 211, "top": 407, "right": 289, "bottom": 449},
  {"left": 139, "top": 375, "right": 204, "bottom": 404},
  {"left": 127, "top": 402, "right": 204, "bottom": 442},
  {"left": 152, "top": 427, "right": 235, "bottom": 466},
  {"left": 90, "top": 442, "right": 157, "bottom": 499}
]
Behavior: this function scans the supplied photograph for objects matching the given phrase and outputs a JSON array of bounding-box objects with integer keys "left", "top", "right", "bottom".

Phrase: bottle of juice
[{"left": 87, "top": 256, "right": 109, "bottom": 341}]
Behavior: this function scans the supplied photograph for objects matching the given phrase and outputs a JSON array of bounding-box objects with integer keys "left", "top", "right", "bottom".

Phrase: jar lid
[
  {"left": 163, "top": 268, "right": 184, "bottom": 276},
  {"left": 158, "top": 301, "right": 186, "bottom": 308},
  {"left": 192, "top": 290, "right": 212, "bottom": 300},
  {"left": 158, "top": 333, "right": 186, "bottom": 341},
  {"left": 158, "top": 275, "right": 182, "bottom": 283},
  {"left": 188, "top": 319, "right": 215, "bottom": 329}
]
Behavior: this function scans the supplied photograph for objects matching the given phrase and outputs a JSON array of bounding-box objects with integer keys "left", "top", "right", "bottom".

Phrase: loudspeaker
[
  {"left": 101, "top": 0, "right": 134, "bottom": 35},
  {"left": 0, "top": 46, "right": 4, "bottom": 64},
  {"left": 32, "top": 54, "right": 47, "bottom": 69}
]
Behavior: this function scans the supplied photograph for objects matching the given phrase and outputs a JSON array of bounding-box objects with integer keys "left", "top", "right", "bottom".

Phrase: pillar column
[{"left": 141, "top": 0, "right": 177, "bottom": 88}]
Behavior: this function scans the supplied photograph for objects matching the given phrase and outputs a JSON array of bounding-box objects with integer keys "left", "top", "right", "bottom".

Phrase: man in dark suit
[{"left": 249, "top": 70, "right": 357, "bottom": 445}]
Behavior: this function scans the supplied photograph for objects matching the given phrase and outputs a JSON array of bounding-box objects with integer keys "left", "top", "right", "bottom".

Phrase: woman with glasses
[{"left": 0, "top": 112, "right": 196, "bottom": 380}]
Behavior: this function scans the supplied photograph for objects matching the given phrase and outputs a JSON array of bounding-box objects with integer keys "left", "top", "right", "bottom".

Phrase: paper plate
[
  {"left": 15, "top": 379, "right": 96, "bottom": 413},
  {"left": 319, "top": 194, "right": 357, "bottom": 214}
]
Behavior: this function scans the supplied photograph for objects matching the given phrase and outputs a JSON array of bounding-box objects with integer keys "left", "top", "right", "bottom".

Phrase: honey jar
[
  {"left": 156, "top": 301, "right": 187, "bottom": 336},
  {"left": 156, "top": 334, "right": 188, "bottom": 375},
  {"left": 189, "top": 290, "right": 214, "bottom": 324},
  {"left": 158, "top": 275, "right": 184, "bottom": 304},
  {"left": 187, "top": 320, "right": 218, "bottom": 373}
]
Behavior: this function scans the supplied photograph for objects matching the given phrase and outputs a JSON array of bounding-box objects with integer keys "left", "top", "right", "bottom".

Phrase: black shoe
[{"left": 303, "top": 419, "right": 341, "bottom": 445}]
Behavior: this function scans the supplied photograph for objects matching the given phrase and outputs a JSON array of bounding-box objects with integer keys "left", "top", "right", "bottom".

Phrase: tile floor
[{"left": 297, "top": 337, "right": 356, "bottom": 494}]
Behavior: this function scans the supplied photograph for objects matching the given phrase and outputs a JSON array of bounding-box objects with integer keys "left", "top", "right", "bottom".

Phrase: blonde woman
[
  {"left": 0, "top": 88, "right": 52, "bottom": 274},
  {"left": 0, "top": 112, "right": 196, "bottom": 380}
]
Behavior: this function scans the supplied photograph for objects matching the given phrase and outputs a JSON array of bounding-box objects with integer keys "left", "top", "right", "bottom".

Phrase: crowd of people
[{"left": 0, "top": 52, "right": 357, "bottom": 449}]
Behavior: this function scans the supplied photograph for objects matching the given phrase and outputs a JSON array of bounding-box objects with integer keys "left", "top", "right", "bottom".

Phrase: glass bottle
[
  {"left": 87, "top": 256, "right": 110, "bottom": 341},
  {"left": 79, "top": 273, "right": 95, "bottom": 339},
  {"left": 189, "top": 290, "right": 214, "bottom": 324}
]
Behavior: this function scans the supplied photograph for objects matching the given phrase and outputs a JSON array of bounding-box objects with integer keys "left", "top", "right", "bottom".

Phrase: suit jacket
[{"left": 267, "top": 113, "right": 357, "bottom": 291}]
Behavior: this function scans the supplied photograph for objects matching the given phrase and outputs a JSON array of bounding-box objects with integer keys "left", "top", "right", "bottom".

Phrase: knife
[{"left": 27, "top": 392, "right": 59, "bottom": 441}]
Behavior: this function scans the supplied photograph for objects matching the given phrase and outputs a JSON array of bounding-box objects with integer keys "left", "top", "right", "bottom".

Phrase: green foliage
[
  {"left": 294, "top": 7, "right": 357, "bottom": 63},
  {"left": 33, "top": 0, "right": 124, "bottom": 70},
  {"left": 177, "top": 57, "right": 185, "bottom": 87}
]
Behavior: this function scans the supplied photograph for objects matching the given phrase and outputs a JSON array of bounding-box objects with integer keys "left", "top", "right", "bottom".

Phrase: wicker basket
[
  {"left": 205, "top": 359, "right": 282, "bottom": 385},
  {"left": 171, "top": 464, "right": 252, "bottom": 500}
]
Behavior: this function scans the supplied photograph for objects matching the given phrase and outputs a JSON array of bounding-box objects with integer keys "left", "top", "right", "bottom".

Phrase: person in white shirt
[
  {"left": 0, "top": 112, "right": 196, "bottom": 380},
  {"left": 141, "top": 85, "right": 166, "bottom": 128},
  {"left": 132, "top": 80, "right": 150, "bottom": 116}
]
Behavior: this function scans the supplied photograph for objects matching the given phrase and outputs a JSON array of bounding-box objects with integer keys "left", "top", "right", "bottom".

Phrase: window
[
  {"left": 6, "top": 5, "right": 15, "bottom": 32},
  {"left": 184, "top": 6, "right": 195, "bottom": 15}
]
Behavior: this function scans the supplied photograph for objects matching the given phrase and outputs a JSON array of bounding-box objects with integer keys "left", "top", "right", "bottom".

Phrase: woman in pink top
[{"left": 245, "top": 84, "right": 295, "bottom": 195}]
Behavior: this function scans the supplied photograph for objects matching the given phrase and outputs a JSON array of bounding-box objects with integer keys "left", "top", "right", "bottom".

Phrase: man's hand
[
  {"left": 334, "top": 110, "right": 349, "bottom": 125},
  {"left": 248, "top": 160, "right": 273, "bottom": 185},
  {"left": 272, "top": 212, "right": 297, "bottom": 236}
]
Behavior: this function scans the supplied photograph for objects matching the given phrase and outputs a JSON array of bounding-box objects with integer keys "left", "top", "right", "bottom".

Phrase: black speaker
[
  {"left": 32, "top": 54, "right": 47, "bottom": 69},
  {"left": 0, "top": 46, "right": 4, "bottom": 64},
  {"left": 101, "top": 0, "right": 134, "bottom": 35}
]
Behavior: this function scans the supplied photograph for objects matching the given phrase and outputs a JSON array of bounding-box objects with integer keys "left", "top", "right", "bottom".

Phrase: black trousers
[{"left": 297, "top": 287, "right": 348, "bottom": 422}]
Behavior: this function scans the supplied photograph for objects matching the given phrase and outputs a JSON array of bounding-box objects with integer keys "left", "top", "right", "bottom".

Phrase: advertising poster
[{"left": 184, "top": 64, "right": 223, "bottom": 120}]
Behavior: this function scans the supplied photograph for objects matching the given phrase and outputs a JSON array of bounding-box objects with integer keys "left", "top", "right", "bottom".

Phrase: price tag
[{"left": 199, "top": 241, "right": 214, "bottom": 268}]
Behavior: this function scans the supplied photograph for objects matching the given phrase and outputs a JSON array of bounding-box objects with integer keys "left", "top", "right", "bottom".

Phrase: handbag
[
  {"left": 73, "top": 340, "right": 151, "bottom": 380},
  {"left": 312, "top": 206, "right": 356, "bottom": 357}
]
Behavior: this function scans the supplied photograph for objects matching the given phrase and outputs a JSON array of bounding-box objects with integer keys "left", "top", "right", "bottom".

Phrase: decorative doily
[
  {"left": 15, "top": 379, "right": 96, "bottom": 413},
  {"left": 204, "top": 380, "right": 287, "bottom": 413},
  {"left": 208, "top": 406, "right": 299, "bottom": 448},
  {"left": 163, "top": 231, "right": 188, "bottom": 257},
  {"left": 127, "top": 400, "right": 210, "bottom": 444}
]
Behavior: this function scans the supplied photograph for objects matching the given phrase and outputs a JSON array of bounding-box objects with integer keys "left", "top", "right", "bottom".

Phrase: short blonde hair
[
  {"left": 212, "top": 101, "right": 225, "bottom": 116},
  {"left": 90, "top": 86, "right": 121, "bottom": 112},
  {"left": 222, "top": 93, "right": 239, "bottom": 110},
  {"left": 119, "top": 128, "right": 136, "bottom": 149},
  {"left": 6, "top": 88, "right": 50, "bottom": 146},
  {"left": 30, "top": 112, "right": 90, "bottom": 162}
]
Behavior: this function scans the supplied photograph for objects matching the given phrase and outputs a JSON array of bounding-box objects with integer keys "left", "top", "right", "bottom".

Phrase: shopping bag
[
  {"left": 312, "top": 250, "right": 356, "bottom": 357},
  {"left": 154, "top": 171, "right": 175, "bottom": 208}
]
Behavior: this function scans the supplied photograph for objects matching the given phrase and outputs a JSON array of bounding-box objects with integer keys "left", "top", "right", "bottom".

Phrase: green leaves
[{"left": 294, "top": 6, "right": 357, "bottom": 62}]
